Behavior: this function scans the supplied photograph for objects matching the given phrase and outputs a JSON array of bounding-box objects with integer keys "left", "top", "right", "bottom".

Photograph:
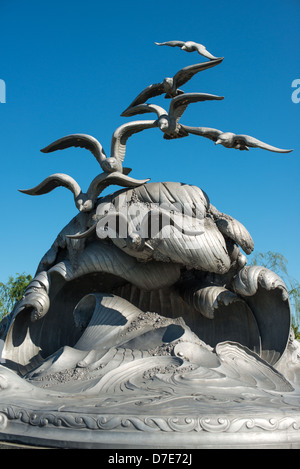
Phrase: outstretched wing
[
  {"left": 40, "top": 134, "right": 107, "bottom": 167},
  {"left": 173, "top": 58, "right": 223, "bottom": 88},
  {"left": 155, "top": 40, "right": 219, "bottom": 60},
  {"left": 181, "top": 125, "right": 223, "bottom": 142},
  {"left": 155, "top": 41, "right": 185, "bottom": 48},
  {"left": 189, "top": 42, "right": 218, "bottom": 60},
  {"left": 19, "top": 173, "right": 82, "bottom": 198},
  {"left": 232, "top": 135, "right": 293, "bottom": 153},
  {"left": 121, "top": 83, "right": 166, "bottom": 115},
  {"left": 87, "top": 171, "right": 150, "bottom": 201},
  {"left": 121, "top": 103, "right": 167, "bottom": 118},
  {"left": 111, "top": 120, "right": 158, "bottom": 163},
  {"left": 169, "top": 93, "right": 224, "bottom": 121}
]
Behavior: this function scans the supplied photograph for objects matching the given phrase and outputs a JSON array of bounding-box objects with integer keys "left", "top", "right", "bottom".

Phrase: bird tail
[
  {"left": 123, "top": 167, "right": 132, "bottom": 175},
  {"left": 163, "top": 128, "right": 189, "bottom": 140},
  {"left": 164, "top": 89, "right": 184, "bottom": 99}
]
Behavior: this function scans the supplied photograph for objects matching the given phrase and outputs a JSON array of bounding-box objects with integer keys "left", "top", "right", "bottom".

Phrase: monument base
[
  {"left": 1, "top": 404, "right": 300, "bottom": 449},
  {"left": 0, "top": 323, "right": 299, "bottom": 449}
]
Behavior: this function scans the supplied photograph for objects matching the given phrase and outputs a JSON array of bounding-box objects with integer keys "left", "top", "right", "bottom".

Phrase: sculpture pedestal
[
  {"left": 0, "top": 371, "right": 300, "bottom": 449},
  {"left": 0, "top": 294, "right": 299, "bottom": 449},
  {"left": 1, "top": 183, "right": 299, "bottom": 450}
]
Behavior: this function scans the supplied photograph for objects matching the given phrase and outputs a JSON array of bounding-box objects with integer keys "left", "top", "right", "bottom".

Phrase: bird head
[
  {"left": 75, "top": 194, "right": 93, "bottom": 212},
  {"left": 158, "top": 116, "right": 169, "bottom": 131},
  {"left": 127, "top": 232, "right": 144, "bottom": 251},
  {"left": 102, "top": 157, "right": 122, "bottom": 173},
  {"left": 215, "top": 132, "right": 235, "bottom": 146},
  {"left": 162, "top": 77, "right": 173, "bottom": 91},
  {"left": 181, "top": 41, "right": 194, "bottom": 51}
]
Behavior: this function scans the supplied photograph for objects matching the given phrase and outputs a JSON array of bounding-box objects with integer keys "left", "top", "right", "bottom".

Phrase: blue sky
[{"left": 0, "top": 0, "right": 299, "bottom": 284}]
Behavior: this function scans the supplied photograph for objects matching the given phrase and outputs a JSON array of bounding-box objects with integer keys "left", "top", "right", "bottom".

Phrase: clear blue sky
[{"left": 0, "top": 0, "right": 299, "bottom": 284}]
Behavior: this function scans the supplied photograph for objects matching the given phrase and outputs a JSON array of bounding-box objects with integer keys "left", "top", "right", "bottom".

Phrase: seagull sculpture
[
  {"left": 155, "top": 40, "right": 220, "bottom": 60},
  {"left": 121, "top": 58, "right": 223, "bottom": 115},
  {"left": 180, "top": 126, "right": 293, "bottom": 153},
  {"left": 123, "top": 93, "right": 224, "bottom": 140},
  {"left": 19, "top": 171, "right": 150, "bottom": 213},
  {"left": 40, "top": 120, "right": 157, "bottom": 175}
]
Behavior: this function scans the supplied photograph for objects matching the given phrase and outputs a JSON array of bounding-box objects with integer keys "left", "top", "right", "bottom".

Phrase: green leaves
[{"left": 0, "top": 273, "right": 32, "bottom": 319}]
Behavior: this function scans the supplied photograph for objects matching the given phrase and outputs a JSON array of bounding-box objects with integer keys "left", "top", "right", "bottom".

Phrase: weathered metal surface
[{"left": 0, "top": 40, "right": 298, "bottom": 449}]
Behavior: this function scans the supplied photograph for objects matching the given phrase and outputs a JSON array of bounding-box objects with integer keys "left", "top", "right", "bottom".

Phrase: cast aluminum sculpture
[{"left": 0, "top": 41, "right": 299, "bottom": 449}]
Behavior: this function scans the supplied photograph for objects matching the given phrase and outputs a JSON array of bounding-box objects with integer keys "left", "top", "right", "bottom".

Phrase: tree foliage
[{"left": 0, "top": 273, "right": 32, "bottom": 320}]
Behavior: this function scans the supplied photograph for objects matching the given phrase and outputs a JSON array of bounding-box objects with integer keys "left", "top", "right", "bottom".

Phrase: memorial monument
[{"left": 0, "top": 41, "right": 299, "bottom": 449}]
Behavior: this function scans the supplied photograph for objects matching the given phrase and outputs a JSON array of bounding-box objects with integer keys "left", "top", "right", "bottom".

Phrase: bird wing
[
  {"left": 87, "top": 171, "right": 150, "bottom": 201},
  {"left": 190, "top": 42, "right": 218, "bottom": 60},
  {"left": 155, "top": 40, "right": 219, "bottom": 60},
  {"left": 121, "top": 83, "right": 166, "bottom": 114},
  {"left": 19, "top": 173, "right": 82, "bottom": 198},
  {"left": 169, "top": 93, "right": 224, "bottom": 121},
  {"left": 173, "top": 58, "right": 223, "bottom": 88},
  {"left": 232, "top": 135, "right": 293, "bottom": 153},
  {"left": 40, "top": 134, "right": 107, "bottom": 166},
  {"left": 111, "top": 120, "right": 158, "bottom": 163},
  {"left": 155, "top": 41, "right": 185, "bottom": 48},
  {"left": 66, "top": 224, "right": 97, "bottom": 240},
  {"left": 180, "top": 125, "right": 223, "bottom": 142},
  {"left": 121, "top": 103, "right": 167, "bottom": 118}
]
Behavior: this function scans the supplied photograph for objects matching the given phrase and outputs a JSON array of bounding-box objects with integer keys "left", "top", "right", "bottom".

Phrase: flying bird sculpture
[
  {"left": 19, "top": 172, "right": 150, "bottom": 213},
  {"left": 122, "top": 93, "right": 224, "bottom": 140},
  {"left": 155, "top": 40, "right": 220, "bottom": 60},
  {"left": 180, "top": 126, "right": 293, "bottom": 153},
  {"left": 41, "top": 120, "right": 157, "bottom": 175},
  {"left": 121, "top": 58, "right": 223, "bottom": 115}
]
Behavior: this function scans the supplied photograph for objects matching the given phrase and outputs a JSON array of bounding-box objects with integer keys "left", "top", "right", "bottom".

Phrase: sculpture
[
  {"left": 179, "top": 126, "right": 293, "bottom": 152},
  {"left": 121, "top": 57, "right": 223, "bottom": 113},
  {"left": 154, "top": 40, "right": 221, "bottom": 60},
  {"left": 19, "top": 171, "right": 150, "bottom": 213},
  {"left": 39, "top": 121, "right": 158, "bottom": 175},
  {"left": 122, "top": 92, "right": 224, "bottom": 139},
  {"left": 0, "top": 41, "right": 299, "bottom": 449}
]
